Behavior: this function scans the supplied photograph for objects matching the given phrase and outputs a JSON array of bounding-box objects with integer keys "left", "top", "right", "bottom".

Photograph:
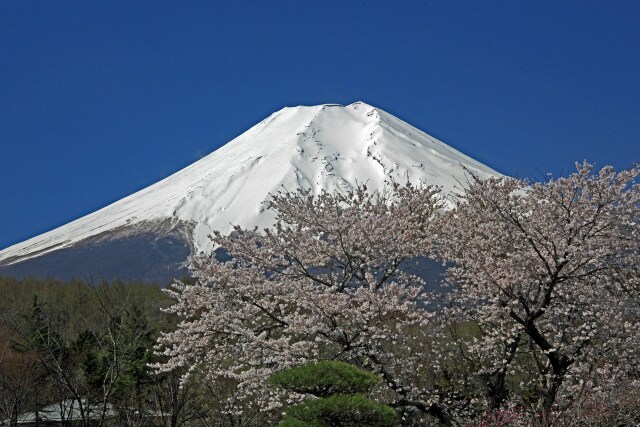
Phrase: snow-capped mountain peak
[{"left": 0, "top": 102, "right": 500, "bottom": 268}]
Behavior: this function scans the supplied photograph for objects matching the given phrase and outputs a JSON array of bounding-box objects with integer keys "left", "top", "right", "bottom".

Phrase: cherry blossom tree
[
  {"left": 433, "top": 162, "right": 640, "bottom": 422},
  {"left": 154, "top": 162, "right": 639, "bottom": 425},
  {"left": 154, "top": 183, "right": 450, "bottom": 423}
]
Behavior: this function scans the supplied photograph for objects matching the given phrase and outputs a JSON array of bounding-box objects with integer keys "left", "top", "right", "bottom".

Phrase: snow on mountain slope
[{"left": 0, "top": 102, "right": 500, "bottom": 266}]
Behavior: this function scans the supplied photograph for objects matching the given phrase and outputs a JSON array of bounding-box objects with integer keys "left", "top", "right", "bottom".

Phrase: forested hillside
[{"left": 0, "top": 277, "right": 255, "bottom": 427}]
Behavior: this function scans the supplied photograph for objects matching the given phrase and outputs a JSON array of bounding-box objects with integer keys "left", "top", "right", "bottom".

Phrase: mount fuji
[{"left": 0, "top": 102, "right": 500, "bottom": 283}]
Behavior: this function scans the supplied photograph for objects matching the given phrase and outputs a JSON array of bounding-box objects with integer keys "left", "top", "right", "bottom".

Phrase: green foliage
[
  {"left": 0, "top": 276, "right": 174, "bottom": 422},
  {"left": 0, "top": 277, "right": 276, "bottom": 425},
  {"left": 75, "top": 301, "right": 156, "bottom": 402},
  {"left": 278, "top": 418, "right": 310, "bottom": 427},
  {"left": 11, "top": 295, "right": 70, "bottom": 362},
  {"left": 270, "top": 361, "right": 381, "bottom": 397},
  {"left": 116, "top": 303, "right": 156, "bottom": 388},
  {"left": 271, "top": 361, "right": 398, "bottom": 427},
  {"left": 280, "top": 394, "right": 398, "bottom": 427}
]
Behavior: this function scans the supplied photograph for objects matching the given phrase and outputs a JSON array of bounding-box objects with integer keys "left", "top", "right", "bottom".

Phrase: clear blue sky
[{"left": 1, "top": 1, "right": 639, "bottom": 249}]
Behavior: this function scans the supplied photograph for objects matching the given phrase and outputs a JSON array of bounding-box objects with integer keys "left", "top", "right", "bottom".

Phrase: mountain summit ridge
[{"left": 0, "top": 102, "right": 500, "bottom": 270}]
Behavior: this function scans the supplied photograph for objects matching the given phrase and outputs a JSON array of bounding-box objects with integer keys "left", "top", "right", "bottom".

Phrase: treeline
[{"left": 0, "top": 277, "right": 259, "bottom": 427}]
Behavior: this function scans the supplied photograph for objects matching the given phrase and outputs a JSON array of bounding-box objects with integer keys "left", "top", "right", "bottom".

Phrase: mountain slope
[{"left": 0, "top": 102, "right": 500, "bottom": 279}]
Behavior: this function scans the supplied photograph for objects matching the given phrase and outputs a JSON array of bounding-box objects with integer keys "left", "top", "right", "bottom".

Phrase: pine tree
[{"left": 271, "top": 361, "right": 398, "bottom": 427}]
